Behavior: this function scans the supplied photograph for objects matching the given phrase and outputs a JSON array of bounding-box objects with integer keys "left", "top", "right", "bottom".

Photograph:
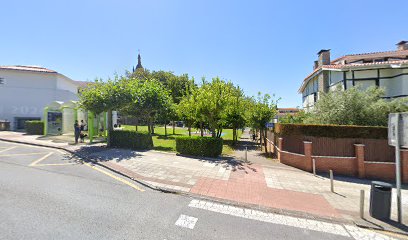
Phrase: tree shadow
[
  {"left": 72, "top": 145, "right": 144, "bottom": 163},
  {"left": 153, "top": 146, "right": 174, "bottom": 152}
]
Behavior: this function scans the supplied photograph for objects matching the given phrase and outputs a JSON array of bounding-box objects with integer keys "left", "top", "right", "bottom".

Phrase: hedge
[
  {"left": 275, "top": 123, "right": 387, "bottom": 139},
  {"left": 108, "top": 130, "right": 153, "bottom": 150},
  {"left": 25, "top": 121, "right": 44, "bottom": 135},
  {"left": 176, "top": 136, "right": 223, "bottom": 158}
]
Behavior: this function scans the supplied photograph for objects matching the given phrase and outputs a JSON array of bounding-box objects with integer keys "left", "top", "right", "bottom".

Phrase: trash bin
[{"left": 369, "top": 181, "right": 393, "bottom": 220}]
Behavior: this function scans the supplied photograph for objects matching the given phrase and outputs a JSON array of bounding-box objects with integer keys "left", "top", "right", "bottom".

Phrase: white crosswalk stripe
[
  {"left": 188, "top": 199, "right": 398, "bottom": 239},
  {"left": 175, "top": 214, "right": 198, "bottom": 229}
]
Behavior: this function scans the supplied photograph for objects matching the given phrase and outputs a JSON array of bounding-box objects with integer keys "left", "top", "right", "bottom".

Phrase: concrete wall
[{"left": 0, "top": 69, "right": 79, "bottom": 130}]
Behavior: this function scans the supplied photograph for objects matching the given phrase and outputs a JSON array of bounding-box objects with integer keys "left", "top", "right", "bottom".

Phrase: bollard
[
  {"left": 360, "top": 189, "right": 365, "bottom": 219},
  {"left": 312, "top": 158, "right": 316, "bottom": 176},
  {"left": 245, "top": 147, "right": 248, "bottom": 161},
  {"left": 330, "top": 170, "right": 334, "bottom": 193}
]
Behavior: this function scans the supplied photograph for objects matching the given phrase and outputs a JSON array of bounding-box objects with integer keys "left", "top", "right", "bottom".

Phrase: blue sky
[{"left": 1, "top": 0, "right": 407, "bottom": 107}]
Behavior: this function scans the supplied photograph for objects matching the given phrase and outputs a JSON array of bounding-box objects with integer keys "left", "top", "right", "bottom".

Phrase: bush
[
  {"left": 25, "top": 121, "right": 44, "bottom": 135},
  {"left": 109, "top": 130, "right": 153, "bottom": 150},
  {"left": 275, "top": 123, "right": 387, "bottom": 139},
  {"left": 176, "top": 136, "right": 223, "bottom": 158}
]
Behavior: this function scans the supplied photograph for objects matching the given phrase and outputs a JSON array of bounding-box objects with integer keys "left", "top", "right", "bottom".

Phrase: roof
[
  {"left": 299, "top": 59, "right": 408, "bottom": 93},
  {"left": 331, "top": 49, "right": 408, "bottom": 64},
  {"left": 278, "top": 108, "right": 300, "bottom": 111},
  {"left": 0, "top": 65, "right": 57, "bottom": 73}
]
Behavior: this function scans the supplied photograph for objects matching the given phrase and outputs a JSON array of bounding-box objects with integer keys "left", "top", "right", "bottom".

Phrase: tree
[
  {"left": 305, "top": 86, "right": 408, "bottom": 126},
  {"left": 194, "top": 77, "right": 235, "bottom": 138},
  {"left": 225, "top": 86, "right": 247, "bottom": 144},
  {"left": 247, "top": 93, "right": 278, "bottom": 152},
  {"left": 279, "top": 110, "right": 308, "bottom": 124},
  {"left": 79, "top": 77, "right": 126, "bottom": 145},
  {"left": 128, "top": 79, "right": 171, "bottom": 134}
]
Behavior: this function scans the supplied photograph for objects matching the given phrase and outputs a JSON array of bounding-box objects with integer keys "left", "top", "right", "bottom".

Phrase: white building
[
  {"left": 299, "top": 41, "right": 408, "bottom": 111},
  {"left": 0, "top": 65, "right": 85, "bottom": 130}
]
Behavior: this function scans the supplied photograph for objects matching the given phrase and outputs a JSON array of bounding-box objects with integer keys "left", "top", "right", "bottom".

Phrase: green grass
[{"left": 122, "top": 125, "right": 242, "bottom": 155}]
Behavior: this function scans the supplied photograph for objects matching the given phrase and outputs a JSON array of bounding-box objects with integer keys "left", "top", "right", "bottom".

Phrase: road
[{"left": 0, "top": 141, "right": 396, "bottom": 240}]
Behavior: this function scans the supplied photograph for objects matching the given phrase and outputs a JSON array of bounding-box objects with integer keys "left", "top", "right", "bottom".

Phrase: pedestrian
[
  {"left": 252, "top": 133, "right": 256, "bottom": 141},
  {"left": 80, "top": 120, "right": 86, "bottom": 131},
  {"left": 74, "top": 120, "right": 81, "bottom": 144}
]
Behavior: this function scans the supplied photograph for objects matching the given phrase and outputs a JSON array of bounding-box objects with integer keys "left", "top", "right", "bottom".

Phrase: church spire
[{"left": 134, "top": 50, "right": 143, "bottom": 72}]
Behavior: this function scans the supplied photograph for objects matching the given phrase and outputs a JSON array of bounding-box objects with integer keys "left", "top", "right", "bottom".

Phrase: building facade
[
  {"left": 0, "top": 65, "right": 84, "bottom": 130},
  {"left": 299, "top": 41, "right": 408, "bottom": 111}
]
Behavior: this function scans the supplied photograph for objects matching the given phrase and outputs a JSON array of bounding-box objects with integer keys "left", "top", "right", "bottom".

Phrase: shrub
[
  {"left": 275, "top": 123, "right": 387, "bottom": 139},
  {"left": 109, "top": 130, "right": 153, "bottom": 150},
  {"left": 25, "top": 121, "right": 44, "bottom": 135},
  {"left": 176, "top": 136, "right": 223, "bottom": 157}
]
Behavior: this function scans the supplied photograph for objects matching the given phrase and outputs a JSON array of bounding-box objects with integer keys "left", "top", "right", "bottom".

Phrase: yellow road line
[
  {"left": 34, "top": 163, "right": 77, "bottom": 167},
  {"left": 0, "top": 152, "right": 47, "bottom": 157},
  {"left": 29, "top": 152, "right": 54, "bottom": 166},
  {"left": 83, "top": 162, "right": 145, "bottom": 192},
  {"left": 0, "top": 146, "right": 17, "bottom": 153}
]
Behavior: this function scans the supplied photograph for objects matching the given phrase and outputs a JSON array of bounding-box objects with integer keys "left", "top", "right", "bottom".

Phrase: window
[{"left": 0, "top": 77, "right": 4, "bottom": 85}]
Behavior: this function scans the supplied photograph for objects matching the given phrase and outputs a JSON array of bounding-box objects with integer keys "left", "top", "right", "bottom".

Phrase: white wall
[{"left": 0, "top": 69, "right": 79, "bottom": 130}]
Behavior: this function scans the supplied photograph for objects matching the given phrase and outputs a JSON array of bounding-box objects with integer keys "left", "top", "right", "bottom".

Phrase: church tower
[{"left": 133, "top": 52, "right": 144, "bottom": 72}]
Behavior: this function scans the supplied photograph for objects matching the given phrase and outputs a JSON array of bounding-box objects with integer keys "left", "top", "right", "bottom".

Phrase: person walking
[{"left": 74, "top": 120, "right": 81, "bottom": 144}]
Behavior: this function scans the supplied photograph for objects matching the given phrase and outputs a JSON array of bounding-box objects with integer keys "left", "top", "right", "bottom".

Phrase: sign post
[{"left": 388, "top": 113, "right": 402, "bottom": 223}]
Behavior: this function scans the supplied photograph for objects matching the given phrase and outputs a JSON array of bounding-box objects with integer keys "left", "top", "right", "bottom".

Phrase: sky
[{"left": 1, "top": 0, "right": 407, "bottom": 107}]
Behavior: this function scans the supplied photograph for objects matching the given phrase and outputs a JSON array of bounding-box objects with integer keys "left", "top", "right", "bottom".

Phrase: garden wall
[{"left": 268, "top": 124, "right": 408, "bottom": 183}]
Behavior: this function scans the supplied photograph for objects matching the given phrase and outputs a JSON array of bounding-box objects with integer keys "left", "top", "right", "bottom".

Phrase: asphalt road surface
[{"left": 0, "top": 141, "right": 394, "bottom": 240}]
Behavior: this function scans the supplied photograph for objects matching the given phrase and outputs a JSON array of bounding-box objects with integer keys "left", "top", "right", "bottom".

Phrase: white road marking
[
  {"left": 0, "top": 146, "right": 17, "bottom": 153},
  {"left": 175, "top": 214, "right": 198, "bottom": 229},
  {"left": 29, "top": 152, "right": 54, "bottom": 166},
  {"left": 188, "top": 200, "right": 399, "bottom": 239},
  {"left": 189, "top": 199, "right": 350, "bottom": 237}
]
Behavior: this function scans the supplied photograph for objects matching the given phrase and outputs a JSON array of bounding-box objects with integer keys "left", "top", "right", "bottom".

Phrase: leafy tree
[
  {"left": 247, "top": 93, "right": 278, "bottom": 152},
  {"left": 194, "top": 77, "right": 235, "bottom": 138},
  {"left": 79, "top": 77, "right": 126, "bottom": 145},
  {"left": 279, "top": 110, "right": 308, "bottom": 124},
  {"left": 305, "top": 86, "right": 408, "bottom": 126},
  {"left": 225, "top": 86, "right": 247, "bottom": 143}
]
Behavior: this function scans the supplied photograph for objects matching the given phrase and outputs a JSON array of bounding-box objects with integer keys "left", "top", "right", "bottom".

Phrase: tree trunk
[
  {"left": 232, "top": 128, "right": 236, "bottom": 144},
  {"left": 164, "top": 123, "right": 167, "bottom": 137},
  {"left": 200, "top": 122, "right": 204, "bottom": 137},
  {"left": 107, "top": 110, "right": 113, "bottom": 147},
  {"left": 259, "top": 128, "right": 263, "bottom": 151},
  {"left": 148, "top": 124, "right": 151, "bottom": 134},
  {"left": 172, "top": 121, "right": 175, "bottom": 135},
  {"left": 264, "top": 128, "right": 268, "bottom": 153},
  {"left": 151, "top": 123, "right": 155, "bottom": 134},
  {"left": 188, "top": 126, "right": 191, "bottom": 136},
  {"left": 135, "top": 119, "right": 138, "bottom": 132}
]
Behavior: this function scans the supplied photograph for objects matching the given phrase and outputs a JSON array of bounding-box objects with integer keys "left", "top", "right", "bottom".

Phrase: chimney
[
  {"left": 317, "top": 49, "right": 331, "bottom": 67},
  {"left": 313, "top": 60, "right": 319, "bottom": 70},
  {"left": 396, "top": 41, "right": 408, "bottom": 50}
]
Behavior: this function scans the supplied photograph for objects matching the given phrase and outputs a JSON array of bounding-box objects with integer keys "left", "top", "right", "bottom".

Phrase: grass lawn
[{"left": 122, "top": 125, "right": 242, "bottom": 155}]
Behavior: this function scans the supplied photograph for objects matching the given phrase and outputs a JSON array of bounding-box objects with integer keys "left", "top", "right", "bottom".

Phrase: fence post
[
  {"left": 312, "top": 158, "right": 316, "bottom": 176},
  {"left": 330, "top": 170, "right": 334, "bottom": 193},
  {"left": 303, "top": 141, "right": 313, "bottom": 172},
  {"left": 360, "top": 189, "right": 365, "bottom": 219},
  {"left": 355, "top": 144, "right": 365, "bottom": 178}
]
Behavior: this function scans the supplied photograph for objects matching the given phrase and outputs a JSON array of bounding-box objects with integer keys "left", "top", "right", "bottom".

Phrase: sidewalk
[{"left": 1, "top": 131, "right": 407, "bottom": 235}]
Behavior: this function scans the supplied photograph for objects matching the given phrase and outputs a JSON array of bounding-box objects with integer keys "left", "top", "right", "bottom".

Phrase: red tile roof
[
  {"left": 0, "top": 65, "right": 57, "bottom": 73},
  {"left": 331, "top": 49, "right": 408, "bottom": 64}
]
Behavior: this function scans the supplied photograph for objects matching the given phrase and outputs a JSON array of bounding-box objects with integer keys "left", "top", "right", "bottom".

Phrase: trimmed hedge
[
  {"left": 275, "top": 123, "right": 387, "bottom": 139},
  {"left": 176, "top": 136, "right": 223, "bottom": 158},
  {"left": 109, "top": 130, "right": 153, "bottom": 150},
  {"left": 25, "top": 121, "right": 44, "bottom": 135}
]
